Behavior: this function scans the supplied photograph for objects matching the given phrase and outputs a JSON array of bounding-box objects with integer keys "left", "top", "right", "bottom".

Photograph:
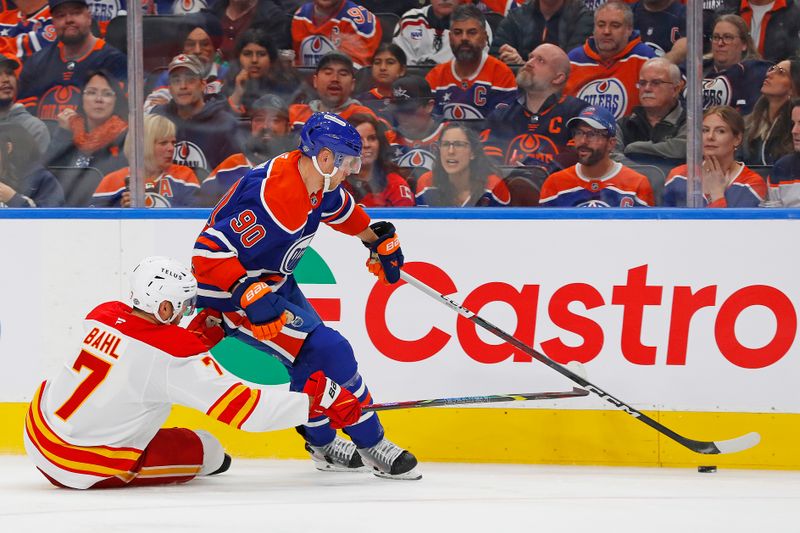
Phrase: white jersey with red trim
[{"left": 24, "top": 300, "right": 309, "bottom": 489}]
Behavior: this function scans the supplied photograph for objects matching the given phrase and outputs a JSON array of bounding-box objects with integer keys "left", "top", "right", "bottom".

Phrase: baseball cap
[
  {"left": 48, "top": 0, "right": 88, "bottom": 10},
  {"left": 168, "top": 54, "right": 204, "bottom": 76},
  {"left": 316, "top": 52, "right": 354, "bottom": 75},
  {"left": 0, "top": 54, "right": 20, "bottom": 72},
  {"left": 566, "top": 105, "right": 617, "bottom": 136},
  {"left": 252, "top": 94, "right": 289, "bottom": 119},
  {"left": 390, "top": 75, "right": 433, "bottom": 112}
]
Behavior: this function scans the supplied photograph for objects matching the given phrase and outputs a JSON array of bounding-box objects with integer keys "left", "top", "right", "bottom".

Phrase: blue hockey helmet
[{"left": 299, "top": 112, "right": 362, "bottom": 159}]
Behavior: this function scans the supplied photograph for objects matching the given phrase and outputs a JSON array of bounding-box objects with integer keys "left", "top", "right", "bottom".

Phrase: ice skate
[
  {"left": 357, "top": 438, "right": 421, "bottom": 480},
  {"left": 306, "top": 435, "right": 369, "bottom": 472}
]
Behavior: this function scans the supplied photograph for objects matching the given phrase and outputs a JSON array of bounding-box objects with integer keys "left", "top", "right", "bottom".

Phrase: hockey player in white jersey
[{"left": 23, "top": 256, "right": 361, "bottom": 489}]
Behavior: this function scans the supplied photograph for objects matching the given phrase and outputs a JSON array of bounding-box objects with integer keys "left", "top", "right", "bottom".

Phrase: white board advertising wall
[{"left": 1, "top": 216, "right": 798, "bottom": 414}]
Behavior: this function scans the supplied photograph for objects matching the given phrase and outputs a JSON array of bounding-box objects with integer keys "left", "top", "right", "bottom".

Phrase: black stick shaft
[
  {"left": 365, "top": 388, "right": 589, "bottom": 412},
  {"left": 399, "top": 270, "right": 759, "bottom": 455}
]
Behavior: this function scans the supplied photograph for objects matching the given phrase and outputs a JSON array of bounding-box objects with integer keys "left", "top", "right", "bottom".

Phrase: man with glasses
[
  {"left": 484, "top": 43, "right": 588, "bottom": 172},
  {"left": 540, "top": 104, "right": 654, "bottom": 206},
  {"left": 615, "top": 57, "right": 686, "bottom": 162},
  {"left": 565, "top": 0, "right": 655, "bottom": 120}
]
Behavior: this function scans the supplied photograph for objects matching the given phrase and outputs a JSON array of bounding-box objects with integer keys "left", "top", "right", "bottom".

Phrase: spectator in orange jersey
[
  {"left": 288, "top": 52, "right": 376, "bottom": 131},
  {"left": 345, "top": 113, "right": 415, "bottom": 207},
  {"left": 0, "top": 0, "right": 55, "bottom": 60},
  {"left": 425, "top": 4, "right": 517, "bottom": 121},
  {"left": 291, "top": 0, "right": 381, "bottom": 68},
  {"left": 356, "top": 43, "right": 407, "bottom": 121},
  {"left": 663, "top": 105, "right": 766, "bottom": 208},
  {"left": 92, "top": 114, "right": 201, "bottom": 208},
  {"left": 540, "top": 105, "right": 654, "bottom": 206},
  {"left": 416, "top": 122, "right": 509, "bottom": 207},
  {"left": 44, "top": 69, "right": 128, "bottom": 178},
  {"left": 564, "top": 0, "right": 656, "bottom": 120}
]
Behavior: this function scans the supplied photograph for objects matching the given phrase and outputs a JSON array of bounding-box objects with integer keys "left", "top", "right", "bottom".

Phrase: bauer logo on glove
[{"left": 365, "top": 221, "right": 404, "bottom": 284}]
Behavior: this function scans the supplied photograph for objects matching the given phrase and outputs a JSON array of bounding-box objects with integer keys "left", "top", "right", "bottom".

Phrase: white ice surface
[{"left": 1, "top": 456, "right": 799, "bottom": 533}]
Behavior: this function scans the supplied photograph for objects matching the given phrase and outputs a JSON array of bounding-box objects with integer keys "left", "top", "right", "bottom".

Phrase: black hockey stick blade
[
  {"left": 364, "top": 387, "right": 589, "bottom": 412},
  {"left": 399, "top": 269, "right": 761, "bottom": 455}
]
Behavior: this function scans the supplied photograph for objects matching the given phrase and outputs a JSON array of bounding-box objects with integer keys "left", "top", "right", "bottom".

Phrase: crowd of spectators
[{"left": 1, "top": 0, "right": 799, "bottom": 208}]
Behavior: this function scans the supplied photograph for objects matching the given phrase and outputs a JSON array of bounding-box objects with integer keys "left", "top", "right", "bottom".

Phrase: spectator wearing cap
[
  {"left": 484, "top": 43, "right": 588, "bottom": 172},
  {"left": 207, "top": 0, "right": 291, "bottom": 59},
  {"left": 491, "top": 0, "right": 593, "bottom": 66},
  {"left": 201, "top": 93, "right": 297, "bottom": 205},
  {"left": 44, "top": 69, "right": 128, "bottom": 179},
  {"left": 0, "top": 0, "right": 55, "bottom": 60},
  {"left": 151, "top": 53, "right": 243, "bottom": 175},
  {"left": 0, "top": 55, "right": 50, "bottom": 155},
  {"left": 564, "top": 1, "right": 656, "bottom": 120},
  {"left": 425, "top": 4, "right": 516, "bottom": 121},
  {"left": 288, "top": 52, "right": 376, "bottom": 131},
  {"left": 385, "top": 74, "right": 445, "bottom": 187},
  {"left": 291, "top": 0, "right": 381, "bottom": 68},
  {"left": 0, "top": 123, "right": 64, "bottom": 207},
  {"left": 540, "top": 105, "right": 654, "bottom": 206},
  {"left": 17, "top": 0, "right": 127, "bottom": 130},
  {"left": 144, "top": 12, "right": 229, "bottom": 113},
  {"left": 393, "top": 0, "right": 494, "bottom": 67},
  {"left": 345, "top": 113, "right": 415, "bottom": 207},
  {"left": 223, "top": 28, "right": 301, "bottom": 117}
]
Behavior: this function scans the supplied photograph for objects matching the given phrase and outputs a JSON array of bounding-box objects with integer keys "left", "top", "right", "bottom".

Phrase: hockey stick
[
  {"left": 364, "top": 387, "right": 589, "bottom": 412},
  {"left": 399, "top": 270, "right": 760, "bottom": 455}
]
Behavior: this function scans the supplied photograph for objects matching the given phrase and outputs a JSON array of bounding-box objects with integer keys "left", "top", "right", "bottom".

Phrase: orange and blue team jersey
[
  {"left": 415, "top": 171, "right": 510, "bottom": 207},
  {"left": 769, "top": 153, "right": 800, "bottom": 206},
  {"left": 662, "top": 163, "right": 766, "bottom": 208},
  {"left": 0, "top": 5, "right": 55, "bottom": 59},
  {"left": 291, "top": 0, "right": 381, "bottom": 68},
  {"left": 17, "top": 39, "right": 127, "bottom": 124},
  {"left": 539, "top": 162, "right": 654, "bottom": 207},
  {"left": 425, "top": 54, "right": 517, "bottom": 120},
  {"left": 565, "top": 32, "right": 656, "bottom": 120},
  {"left": 92, "top": 164, "right": 201, "bottom": 208},
  {"left": 289, "top": 101, "right": 377, "bottom": 132},
  {"left": 202, "top": 153, "right": 254, "bottom": 206},
  {"left": 193, "top": 150, "right": 370, "bottom": 316}
]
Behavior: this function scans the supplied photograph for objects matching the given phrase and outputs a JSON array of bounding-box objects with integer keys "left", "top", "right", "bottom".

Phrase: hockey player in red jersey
[
  {"left": 540, "top": 104, "right": 654, "bottom": 206},
  {"left": 24, "top": 256, "right": 361, "bottom": 489},
  {"left": 192, "top": 112, "right": 421, "bottom": 480}
]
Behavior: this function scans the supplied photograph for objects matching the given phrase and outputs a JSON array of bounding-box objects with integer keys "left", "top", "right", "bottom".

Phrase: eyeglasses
[
  {"left": 711, "top": 33, "right": 739, "bottom": 44},
  {"left": 572, "top": 129, "right": 609, "bottom": 141},
  {"left": 439, "top": 140, "right": 470, "bottom": 150},
  {"left": 636, "top": 79, "right": 674, "bottom": 89},
  {"left": 768, "top": 64, "right": 788, "bottom": 76},
  {"left": 83, "top": 89, "right": 116, "bottom": 99}
]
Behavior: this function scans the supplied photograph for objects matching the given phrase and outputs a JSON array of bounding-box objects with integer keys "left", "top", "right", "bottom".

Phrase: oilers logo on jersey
[
  {"left": 173, "top": 141, "right": 208, "bottom": 170},
  {"left": 87, "top": 0, "right": 123, "bottom": 24},
  {"left": 702, "top": 76, "right": 732, "bottom": 108},
  {"left": 144, "top": 192, "right": 173, "bottom": 208},
  {"left": 443, "top": 102, "right": 485, "bottom": 120},
  {"left": 299, "top": 36, "right": 338, "bottom": 67},
  {"left": 281, "top": 234, "right": 315, "bottom": 274},
  {"left": 505, "top": 134, "right": 559, "bottom": 166},
  {"left": 577, "top": 79, "right": 628, "bottom": 119},
  {"left": 395, "top": 146, "right": 436, "bottom": 170},
  {"left": 171, "top": 0, "right": 207, "bottom": 14},
  {"left": 37, "top": 85, "right": 81, "bottom": 121}
]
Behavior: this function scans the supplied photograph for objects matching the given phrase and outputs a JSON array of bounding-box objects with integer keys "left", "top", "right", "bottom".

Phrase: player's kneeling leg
[{"left": 195, "top": 429, "right": 231, "bottom": 476}]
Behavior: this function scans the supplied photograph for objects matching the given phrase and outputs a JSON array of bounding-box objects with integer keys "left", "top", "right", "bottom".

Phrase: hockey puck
[{"left": 697, "top": 465, "right": 717, "bottom": 473}]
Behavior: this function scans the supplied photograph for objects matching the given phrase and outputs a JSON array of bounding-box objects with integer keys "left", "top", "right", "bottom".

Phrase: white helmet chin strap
[{"left": 312, "top": 155, "right": 340, "bottom": 193}]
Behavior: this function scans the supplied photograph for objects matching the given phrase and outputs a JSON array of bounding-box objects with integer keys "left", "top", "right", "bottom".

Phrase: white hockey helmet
[{"left": 130, "top": 256, "right": 198, "bottom": 324}]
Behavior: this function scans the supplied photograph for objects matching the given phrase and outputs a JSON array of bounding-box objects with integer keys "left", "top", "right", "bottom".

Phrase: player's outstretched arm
[{"left": 361, "top": 221, "right": 404, "bottom": 284}]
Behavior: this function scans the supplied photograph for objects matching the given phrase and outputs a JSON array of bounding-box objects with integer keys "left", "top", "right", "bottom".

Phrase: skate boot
[
  {"left": 306, "top": 435, "right": 369, "bottom": 472},
  {"left": 357, "top": 438, "right": 421, "bottom": 480}
]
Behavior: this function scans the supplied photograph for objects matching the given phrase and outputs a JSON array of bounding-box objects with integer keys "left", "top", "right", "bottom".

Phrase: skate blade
[
  {"left": 311, "top": 458, "right": 370, "bottom": 473},
  {"left": 371, "top": 466, "right": 422, "bottom": 480}
]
